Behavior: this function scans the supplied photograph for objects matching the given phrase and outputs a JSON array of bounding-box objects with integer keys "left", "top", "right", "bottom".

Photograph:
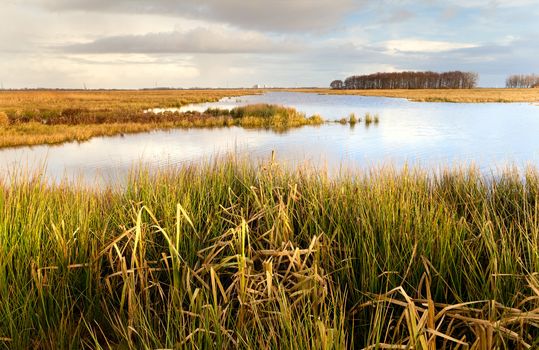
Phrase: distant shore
[
  {"left": 1, "top": 88, "right": 538, "bottom": 148},
  {"left": 288, "top": 88, "right": 539, "bottom": 103}
]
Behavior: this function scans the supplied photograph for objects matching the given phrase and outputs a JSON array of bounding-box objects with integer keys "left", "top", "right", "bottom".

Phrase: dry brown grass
[
  {"left": 289, "top": 88, "right": 539, "bottom": 103},
  {"left": 0, "top": 112, "right": 8, "bottom": 126},
  {"left": 0, "top": 89, "right": 255, "bottom": 113},
  {"left": 0, "top": 98, "right": 323, "bottom": 148},
  {"left": 0, "top": 89, "right": 260, "bottom": 148},
  {"left": 0, "top": 122, "right": 180, "bottom": 148}
]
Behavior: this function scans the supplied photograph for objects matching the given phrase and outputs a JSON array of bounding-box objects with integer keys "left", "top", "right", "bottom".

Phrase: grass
[
  {"left": 364, "top": 113, "right": 380, "bottom": 125},
  {"left": 204, "top": 104, "right": 324, "bottom": 131},
  {"left": 336, "top": 112, "right": 379, "bottom": 126},
  {"left": 0, "top": 89, "right": 259, "bottom": 148},
  {"left": 0, "top": 93, "right": 323, "bottom": 147},
  {"left": 289, "top": 88, "right": 539, "bottom": 103},
  {"left": 348, "top": 113, "right": 358, "bottom": 125},
  {"left": 0, "top": 122, "right": 181, "bottom": 148},
  {"left": 1, "top": 158, "right": 538, "bottom": 349}
]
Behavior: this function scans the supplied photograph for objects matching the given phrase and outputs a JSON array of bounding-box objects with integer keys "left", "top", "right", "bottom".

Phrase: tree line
[
  {"left": 330, "top": 71, "right": 478, "bottom": 89},
  {"left": 505, "top": 74, "right": 539, "bottom": 88}
]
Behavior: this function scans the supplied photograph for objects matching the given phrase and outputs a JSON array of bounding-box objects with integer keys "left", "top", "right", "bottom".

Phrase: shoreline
[{"left": 286, "top": 87, "right": 539, "bottom": 103}]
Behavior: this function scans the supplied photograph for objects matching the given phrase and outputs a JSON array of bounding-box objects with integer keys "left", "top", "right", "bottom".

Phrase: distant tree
[
  {"left": 337, "top": 71, "right": 478, "bottom": 90},
  {"left": 330, "top": 80, "right": 344, "bottom": 89},
  {"left": 506, "top": 74, "right": 539, "bottom": 88}
]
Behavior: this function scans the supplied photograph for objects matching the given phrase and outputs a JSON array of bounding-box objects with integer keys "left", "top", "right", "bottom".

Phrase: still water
[{"left": 1, "top": 92, "right": 539, "bottom": 184}]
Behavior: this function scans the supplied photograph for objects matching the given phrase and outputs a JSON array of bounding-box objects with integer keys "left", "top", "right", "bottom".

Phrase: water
[{"left": 2, "top": 91, "right": 539, "bottom": 184}]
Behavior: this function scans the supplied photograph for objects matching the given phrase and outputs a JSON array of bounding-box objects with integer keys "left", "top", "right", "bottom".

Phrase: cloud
[
  {"left": 383, "top": 39, "right": 478, "bottom": 54},
  {"left": 31, "top": 0, "right": 361, "bottom": 32},
  {"left": 384, "top": 9, "right": 416, "bottom": 23},
  {"left": 61, "top": 27, "right": 301, "bottom": 54}
]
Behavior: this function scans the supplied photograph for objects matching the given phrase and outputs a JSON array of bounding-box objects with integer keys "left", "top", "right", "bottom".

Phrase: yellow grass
[
  {"left": 289, "top": 88, "right": 539, "bottom": 103},
  {"left": 0, "top": 89, "right": 255, "bottom": 112},
  {"left": 0, "top": 89, "right": 260, "bottom": 148},
  {"left": 0, "top": 122, "right": 180, "bottom": 148}
]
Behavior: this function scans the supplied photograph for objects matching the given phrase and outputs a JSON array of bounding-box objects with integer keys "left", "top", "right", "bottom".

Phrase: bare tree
[
  {"left": 506, "top": 74, "right": 539, "bottom": 88},
  {"left": 330, "top": 80, "right": 344, "bottom": 89},
  {"left": 339, "top": 71, "right": 478, "bottom": 90}
]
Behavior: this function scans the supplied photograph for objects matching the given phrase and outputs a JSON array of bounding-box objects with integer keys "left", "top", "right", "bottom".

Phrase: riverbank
[
  {"left": 2, "top": 88, "right": 539, "bottom": 149},
  {"left": 0, "top": 88, "right": 321, "bottom": 147},
  {"left": 0, "top": 89, "right": 253, "bottom": 147},
  {"left": 1, "top": 159, "right": 538, "bottom": 348},
  {"left": 291, "top": 88, "right": 539, "bottom": 103}
]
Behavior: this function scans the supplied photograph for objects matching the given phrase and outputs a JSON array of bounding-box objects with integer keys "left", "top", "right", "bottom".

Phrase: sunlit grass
[
  {"left": 291, "top": 88, "right": 539, "bottom": 103},
  {"left": 1, "top": 159, "right": 538, "bottom": 348},
  {"left": 0, "top": 89, "right": 258, "bottom": 148},
  {"left": 0, "top": 97, "right": 324, "bottom": 147}
]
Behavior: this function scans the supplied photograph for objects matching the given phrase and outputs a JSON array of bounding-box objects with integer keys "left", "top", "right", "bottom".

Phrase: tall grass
[
  {"left": 0, "top": 160, "right": 538, "bottom": 349},
  {"left": 204, "top": 104, "right": 324, "bottom": 131},
  {"left": 0, "top": 104, "right": 323, "bottom": 148}
]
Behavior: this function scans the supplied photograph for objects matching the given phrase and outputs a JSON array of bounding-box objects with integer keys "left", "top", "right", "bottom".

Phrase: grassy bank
[
  {"left": 291, "top": 88, "right": 539, "bottom": 103},
  {"left": 1, "top": 159, "right": 538, "bottom": 349},
  {"left": 0, "top": 90, "right": 254, "bottom": 121},
  {"left": 0, "top": 89, "right": 254, "bottom": 148},
  {"left": 0, "top": 100, "right": 323, "bottom": 148}
]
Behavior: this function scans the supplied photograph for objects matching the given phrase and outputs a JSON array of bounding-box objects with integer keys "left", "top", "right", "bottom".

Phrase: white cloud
[
  {"left": 61, "top": 27, "right": 301, "bottom": 54},
  {"left": 383, "top": 39, "right": 478, "bottom": 54},
  {"left": 28, "top": 0, "right": 361, "bottom": 32}
]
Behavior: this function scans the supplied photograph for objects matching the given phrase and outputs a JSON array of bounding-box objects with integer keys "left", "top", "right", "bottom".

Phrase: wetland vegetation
[
  {"left": 293, "top": 88, "right": 539, "bottom": 103},
  {"left": 1, "top": 159, "right": 538, "bottom": 349},
  {"left": 1, "top": 88, "right": 538, "bottom": 148},
  {"left": 0, "top": 90, "right": 325, "bottom": 148}
]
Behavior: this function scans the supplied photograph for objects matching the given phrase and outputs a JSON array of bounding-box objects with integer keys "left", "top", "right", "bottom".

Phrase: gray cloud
[
  {"left": 33, "top": 0, "right": 360, "bottom": 32},
  {"left": 61, "top": 28, "right": 301, "bottom": 54}
]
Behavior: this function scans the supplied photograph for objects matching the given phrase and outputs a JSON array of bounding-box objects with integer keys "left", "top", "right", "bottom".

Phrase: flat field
[
  {"left": 292, "top": 88, "right": 539, "bottom": 103},
  {"left": 0, "top": 89, "right": 256, "bottom": 148}
]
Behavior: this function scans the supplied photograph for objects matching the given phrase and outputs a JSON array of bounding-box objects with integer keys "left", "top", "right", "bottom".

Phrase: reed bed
[
  {"left": 202, "top": 104, "right": 324, "bottom": 131},
  {"left": 0, "top": 101, "right": 323, "bottom": 148},
  {"left": 337, "top": 112, "right": 379, "bottom": 126},
  {"left": 0, "top": 159, "right": 538, "bottom": 349},
  {"left": 0, "top": 89, "right": 258, "bottom": 148}
]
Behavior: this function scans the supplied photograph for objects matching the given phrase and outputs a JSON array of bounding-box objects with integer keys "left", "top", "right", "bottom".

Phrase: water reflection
[{"left": 1, "top": 92, "right": 539, "bottom": 185}]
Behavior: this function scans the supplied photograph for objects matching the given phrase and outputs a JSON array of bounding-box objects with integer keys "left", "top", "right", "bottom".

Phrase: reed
[
  {"left": 364, "top": 112, "right": 373, "bottom": 125},
  {"left": 0, "top": 159, "right": 538, "bottom": 349},
  {"left": 0, "top": 103, "right": 323, "bottom": 148},
  {"left": 208, "top": 104, "right": 324, "bottom": 131},
  {"left": 348, "top": 113, "right": 358, "bottom": 125}
]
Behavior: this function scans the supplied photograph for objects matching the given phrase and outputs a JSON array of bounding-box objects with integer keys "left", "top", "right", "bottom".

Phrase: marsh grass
[
  {"left": 0, "top": 89, "right": 259, "bottom": 148},
  {"left": 292, "top": 88, "right": 539, "bottom": 103},
  {"left": 0, "top": 103, "right": 323, "bottom": 148},
  {"left": 348, "top": 113, "right": 358, "bottom": 125},
  {"left": 205, "top": 104, "right": 324, "bottom": 131},
  {"left": 1, "top": 159, "right": 538, "bottom": 349},
  {"left": 0, "top": 112, "right": 8, "bottom": 126},
  {"left": 338, "top": 112, "right": 379, "bottom": 126}
]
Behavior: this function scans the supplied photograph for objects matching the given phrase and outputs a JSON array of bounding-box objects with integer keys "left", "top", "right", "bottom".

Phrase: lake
[{"left": 2, "top": 91, "right": 539, "bottom": 184}]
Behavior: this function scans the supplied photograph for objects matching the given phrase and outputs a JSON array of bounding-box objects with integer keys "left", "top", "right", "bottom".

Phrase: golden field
[
  {"left": 0, "top": 89, "right": 257, "bottom": 148},
  {"left": 292, "top": 88, "right": 539, "bottom": 103}
]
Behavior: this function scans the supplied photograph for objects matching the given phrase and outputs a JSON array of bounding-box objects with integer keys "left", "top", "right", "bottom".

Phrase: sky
[{"left": 1, "top": 0, "right": 538, "bottom": 89}]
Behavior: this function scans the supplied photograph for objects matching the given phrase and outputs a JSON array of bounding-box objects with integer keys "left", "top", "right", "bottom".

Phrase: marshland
[
  {"left": 1, "top": 158, "right": 539, "bottom": 349},
  {"left": 1, "top": 89, "right": 539, "bottom": 349},
  {"left": 3, "top": 1, "right": 539, "bottom": 347}
]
